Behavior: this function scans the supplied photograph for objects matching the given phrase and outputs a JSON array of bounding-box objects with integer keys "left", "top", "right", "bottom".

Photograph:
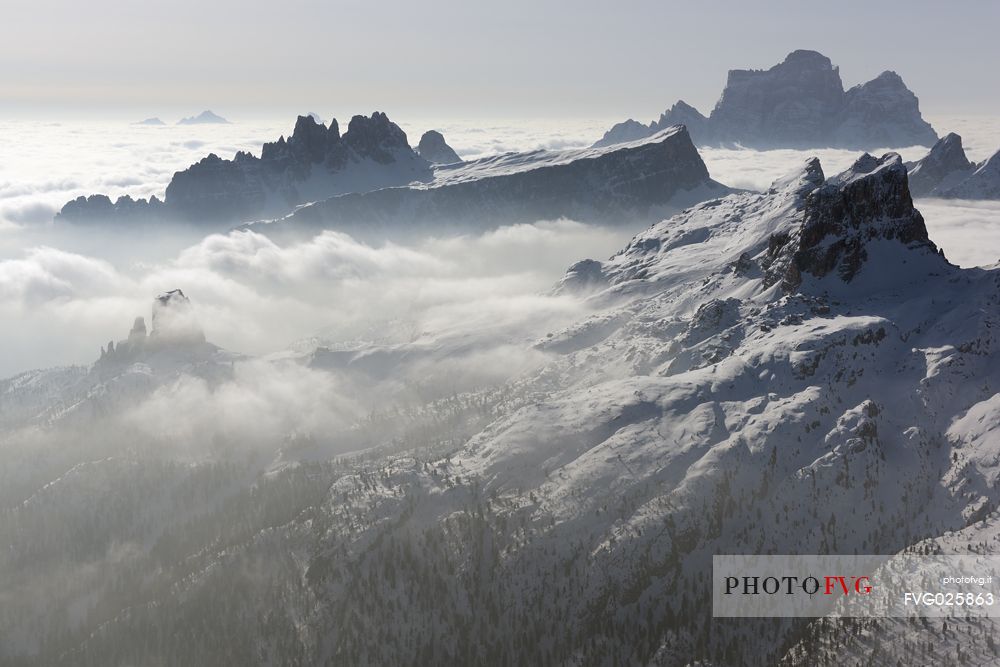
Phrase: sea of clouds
[{"left": 0, "top": 112, "right": 997, "bottom": 378}]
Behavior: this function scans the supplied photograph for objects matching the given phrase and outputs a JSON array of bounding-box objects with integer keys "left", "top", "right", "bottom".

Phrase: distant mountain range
[
  {"left": 60, "top": 112, "right": 436, "bottom": 225},
  {"left": 254, "top": 125, "right": 732, "bottom": 238},
  {"left": 595, "top": 50, "right": 938, "bottom": 150},
  {"left": 58, "top": 114, "right": 731, "bottom": 232},
  {"left": 177, "top": 110, "right": 230, "bottom": 125}
]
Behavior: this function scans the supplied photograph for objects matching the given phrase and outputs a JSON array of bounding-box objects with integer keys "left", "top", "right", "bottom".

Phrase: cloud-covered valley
[{"left": 1, "top": 112, "right": 999, "bottom": 382}]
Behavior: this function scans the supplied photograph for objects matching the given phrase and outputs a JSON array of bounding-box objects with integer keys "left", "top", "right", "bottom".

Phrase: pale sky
[{"left": 2, "top": 0, "right": 998, "bottom": 119}]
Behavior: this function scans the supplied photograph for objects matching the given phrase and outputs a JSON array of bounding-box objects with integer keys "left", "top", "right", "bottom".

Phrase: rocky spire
[{"left": 151, "top": 289, "right": 205, "bottom": 343}]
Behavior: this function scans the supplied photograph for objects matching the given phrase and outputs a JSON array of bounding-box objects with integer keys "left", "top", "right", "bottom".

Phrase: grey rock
[
  {"left": 832, "top": 71, "right": 938, "bottom": 149},
  {"left": 711, "top": 50, "right": 846, "bottom": 148},
  {"left": 417, "top": 130, "right": 463, "bottom": 164},
  {"left": 594, "top": 50, "right": 937, "bottom": 151},
  {"left": 774, "top": 152, "right": 938, "bottom": 287}
]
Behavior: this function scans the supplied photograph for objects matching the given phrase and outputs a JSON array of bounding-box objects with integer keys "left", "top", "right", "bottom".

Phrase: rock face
[
  {"left": 711, "top": 50, "right": 846, "bottom": 147},
  {"left": 832, "top": 71, "right": 937, "bottom": 148},
  {"left": 416, "top": 130, "right": 462, "bottom": 164},
  {"left": 57, "top": 112, "right": 433, "bottom": 225},
  {"left": 594, "top": 50, "right": 937, "bottom": 150},
  {"left": 177, "top": 110, "right": 230, "bottom": 125},
  {"left": 267, "top": 126, "right": 732, "bottom": 236},
  {"left": 904, "top": 133, "right": 976, "bottom": 197},
  {"left": 769, "top": 153, "right": 937, "bottom": 288}
]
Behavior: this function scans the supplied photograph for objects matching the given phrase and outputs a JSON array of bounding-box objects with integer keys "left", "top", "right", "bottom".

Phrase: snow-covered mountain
[
  {"left": 595, "top": 50, "right": 938, "bottom": 150},
  {"left": 906, "top": 132, "right": 1000, "bottom": 199},
  {"left": 4, "top": 151, "right": 1000, "bottom": 665},
  {"left": 255, "top": 125, "right": 732, "bottom": 237}
]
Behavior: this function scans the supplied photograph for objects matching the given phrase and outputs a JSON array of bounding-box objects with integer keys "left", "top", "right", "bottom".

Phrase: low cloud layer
[{"left": 0, "top": 221, "right": 625, "bottom": 378}]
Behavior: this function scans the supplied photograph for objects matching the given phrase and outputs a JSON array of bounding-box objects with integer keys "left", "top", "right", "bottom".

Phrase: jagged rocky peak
[
  {"left": 341, "top": 111, "right": 413, "bottom": 163},
  {"left": 417, "top": 130, "right": 462, "bottom": 164},
  {"left": 261, "top": 114, "right": 340, "bottom": 164},
  {"left": 769, "top": 152, "right": 940, "bottom": 288},
  {"left": 290, "top": 114, "right": 336, "bottom": 161},
  {"left": 58, "top": 111, "right": 430, "bottom": 225},
  {"left": 905, "top": 132, "right": 975, "bottom": 197},
  {"left": 152, "top": 289, "right": 206, "bottom": 343},
  {"left": 97, "top": 290, "right": 206, "bottom": 366}
]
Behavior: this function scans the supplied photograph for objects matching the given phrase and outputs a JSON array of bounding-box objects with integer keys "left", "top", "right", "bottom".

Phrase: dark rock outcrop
[
  {"left": 58, "top": 194, "right": 166, "bottom": 223},
  {"left": 417, "top": 130, "right": 462, "bottom": 164},
  {"left": 770, "top": 153, "right": 939, "bottom": 288},
  {"left": 594, "top": 50, "right": 937, "bottom": 150},
  {"left": 555, "top": 259, "right": 608, "bottom": 294}
]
